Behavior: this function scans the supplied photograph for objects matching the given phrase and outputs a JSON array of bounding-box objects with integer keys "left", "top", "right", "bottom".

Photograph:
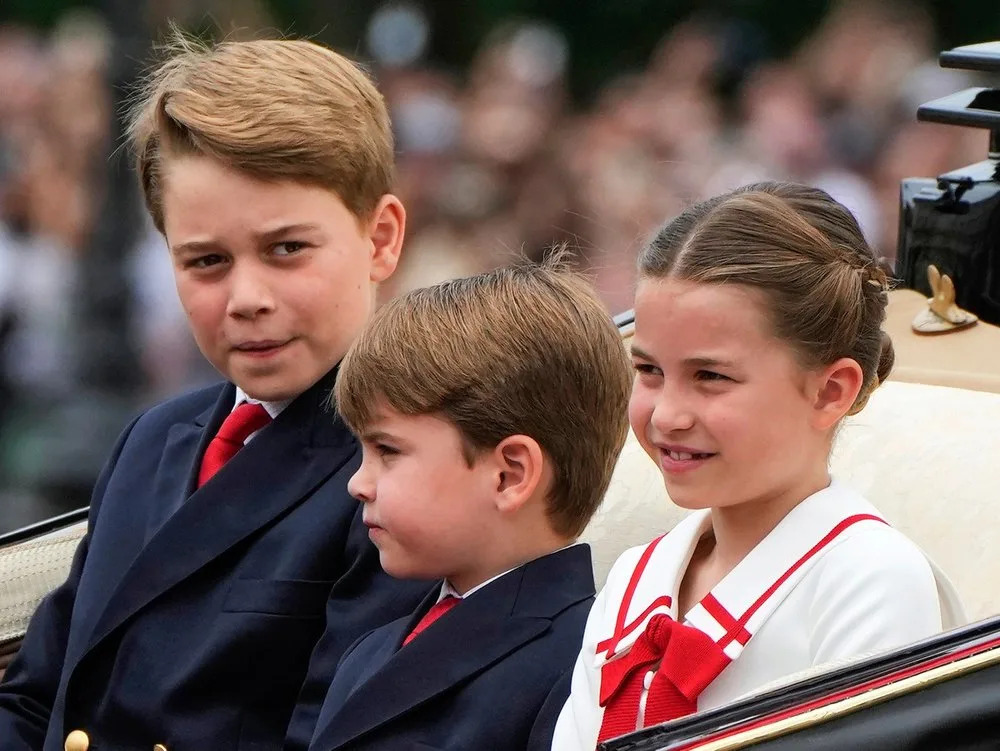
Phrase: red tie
[
  {"left": 403, "top": 596, "right": 459, "bottom": 646},
  {"left": 197, "top": 402, "right": 272, "bottom": 488},
  {"left": 597, "top": 614, "right": 732, "bottom": 743}
]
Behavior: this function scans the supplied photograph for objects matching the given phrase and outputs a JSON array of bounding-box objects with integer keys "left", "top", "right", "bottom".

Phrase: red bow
[{"left": 597, "top": 614, "right": 731, "bottom": 743}]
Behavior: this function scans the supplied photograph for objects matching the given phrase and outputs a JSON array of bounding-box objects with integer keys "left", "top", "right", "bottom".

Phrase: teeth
[{"left": 669, "top": 451, "right": 694, "bottom": 461}]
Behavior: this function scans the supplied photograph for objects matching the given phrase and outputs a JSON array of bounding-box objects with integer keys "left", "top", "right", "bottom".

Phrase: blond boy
[{"left": 0, "top": 35, "right": 429, "bottom": 751}]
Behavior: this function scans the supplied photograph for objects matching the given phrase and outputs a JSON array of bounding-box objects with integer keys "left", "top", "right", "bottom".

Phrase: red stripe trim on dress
[
  {"left": 701, "top": 594, "right": 752, "bottom": 648},
  {"left": 717, "top": 514, "right": 886, "bottom": 646},
  {"left": 598, "top": 534, "right": 668, "bottom": 657},
  {"left": 597, "top": 596, "right": 674, "bottom": 656},
  {"left": 601, "top": 514, "right": 886, "bottom": 658}
]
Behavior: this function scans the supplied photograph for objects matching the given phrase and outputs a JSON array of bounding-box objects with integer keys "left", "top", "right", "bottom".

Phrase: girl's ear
[
  {"left": 491, "top": 435, "right": 546, "bottom": 514},
  {"left": 810, "top": 357, "right": 864, "bottom": 430}
]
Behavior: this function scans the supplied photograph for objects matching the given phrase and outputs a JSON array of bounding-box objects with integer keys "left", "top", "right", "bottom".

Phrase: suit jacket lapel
[
  {"left": 330, "top": 589, "right": 438, "bottom": 698},
  {"left": 143, "top": 386, "right": 231, "bottom": 541},
  {"left": 81, "top": 371, "right": 355, "bottom": 658},
  {"left": 314, "top": 545, "right": 595, "bottom": 750}
]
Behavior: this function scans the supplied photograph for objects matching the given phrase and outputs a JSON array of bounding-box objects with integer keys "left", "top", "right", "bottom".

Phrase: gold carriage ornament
[{"left": 911, "top": 264, "right": 979, "bottom": 334}]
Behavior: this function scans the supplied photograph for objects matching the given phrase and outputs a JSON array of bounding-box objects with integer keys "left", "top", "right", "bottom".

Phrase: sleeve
[
  {"left": 527, "top": 668, "right": 573, "bottom": 751},
  {"left": 283, "top": 500, "right": 434, "bottom": 751},
  {"left": 550, "top": 544, "right": 647, "bottom": 751},
  {"left": 0, "top": 414, "right": 140, "bottom": 750},
  {"left": 807, "top": 526, "right": 943, "bottom": 666}
]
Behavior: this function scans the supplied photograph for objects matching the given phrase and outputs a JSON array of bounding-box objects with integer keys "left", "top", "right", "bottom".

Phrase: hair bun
[
  {"left": 876, "top": 329, "right": 894, "bottom": 385},
  {"left": 848, "top": 330, "right": 893, "bottom": 416}
]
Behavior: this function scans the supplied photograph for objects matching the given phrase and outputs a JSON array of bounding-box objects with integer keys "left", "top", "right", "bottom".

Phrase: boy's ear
[
  {"left": 810, "top": 357, "right": 864, "bottom": 430},
  {"left": 366, "top": 194, "right": 405, "bottom": 283},
  {"left": 491, "top": 435, "right": 547, "bottom": 514}
]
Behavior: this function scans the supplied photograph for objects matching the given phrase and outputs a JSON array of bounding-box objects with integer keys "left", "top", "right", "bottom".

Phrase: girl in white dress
[{"left": 552, "top": 182, "right": 965, "bottom": 749}]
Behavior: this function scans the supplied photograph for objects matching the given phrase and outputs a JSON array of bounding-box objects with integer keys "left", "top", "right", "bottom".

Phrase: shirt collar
[
  {"left": 437, "top": 541, "right": 584, "bottom": 602},
  {"left": 233, "top": 386, "right": 292, "bottom": 419}
]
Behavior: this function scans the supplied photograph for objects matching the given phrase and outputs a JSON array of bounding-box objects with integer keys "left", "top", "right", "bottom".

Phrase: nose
[
  {"left": 347, "top": 460, "right": 375, "bottom": 503},
  {"left": 226, "top": 261, "right": 275, "bottom": 319},
  {"left": 648, "top": 382, "right": 696, "bottom": 435}
]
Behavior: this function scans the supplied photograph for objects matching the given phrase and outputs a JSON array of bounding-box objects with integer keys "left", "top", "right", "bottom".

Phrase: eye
[
  {"left": 374, "top": 442, "right": 399, "bottom": 458},
  {"left": 695, "top": 370, "right": 730, "bottom": 382},
  {"left": 633, "top": 362, "right": 663, "bottom": 377},
  {"left": 184, "top": 254, "right": 226, "bottom": 270},
  {"left": 272, "top": 241, "right": 308, "bottom": 256}
]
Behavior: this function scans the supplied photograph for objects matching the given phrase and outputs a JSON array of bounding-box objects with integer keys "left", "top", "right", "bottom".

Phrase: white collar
[
  {"left": 233, "top": 386, "right": 292, "bottom": 419},
  {"left": 437, "top": 541, "right": 583, "bottom": 602}
]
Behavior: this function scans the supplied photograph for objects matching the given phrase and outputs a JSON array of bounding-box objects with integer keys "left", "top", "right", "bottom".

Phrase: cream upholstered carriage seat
[
  {"left": 0, "top": 522, "right": 86, "bottom": 675},
  {"left": 582, "top": 289, "right": 1000, "bottom": 623}
]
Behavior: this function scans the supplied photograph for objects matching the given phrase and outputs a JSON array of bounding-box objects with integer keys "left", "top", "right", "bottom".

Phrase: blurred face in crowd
[{"left": 161, "top": 155, "right": 404, "bottom": 401}]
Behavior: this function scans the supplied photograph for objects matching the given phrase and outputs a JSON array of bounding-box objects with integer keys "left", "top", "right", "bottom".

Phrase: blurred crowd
[{"left": 0, "top": 0, "right": 992, "bottom": 529}]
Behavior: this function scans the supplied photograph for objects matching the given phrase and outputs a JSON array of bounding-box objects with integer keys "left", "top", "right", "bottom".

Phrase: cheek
[
  {"left": 627, "top": 381, "right": 654, "bottom": 436},
  {"left": 298, "top": 269, "right": 362, "bottom": 328},
  {"left": 710, "top": 391, "right": 801, "bottom": 459},
  {"left": 175, "top": 283, "right": 223, "bottom": 331}
]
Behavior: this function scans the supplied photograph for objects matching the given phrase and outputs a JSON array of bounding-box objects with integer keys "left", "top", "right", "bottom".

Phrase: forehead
[
  {"left": 160, "top": 155, "right": 357, "bottom": 241},
  {"left": 363, "top": 404, "right": 455, "bottom": 438},
  {"left": 632, "top": 278, "right": 778, "bottom": 359}
]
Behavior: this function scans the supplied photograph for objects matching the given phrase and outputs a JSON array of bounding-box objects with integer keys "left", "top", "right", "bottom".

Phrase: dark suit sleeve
[
  {"left": 0, "top": 415, "right": 140, "bottom": 749},
  {"left": 284, "top": 502, "right": 431, "bottom": 751},
  {"left": 527, "top": 668, "right": 573, "bottom": 751}
]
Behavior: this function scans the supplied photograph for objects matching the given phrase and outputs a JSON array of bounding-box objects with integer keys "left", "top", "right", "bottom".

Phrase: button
[{"left": 65, "top": 730, "right": 90, "bottom": 751}]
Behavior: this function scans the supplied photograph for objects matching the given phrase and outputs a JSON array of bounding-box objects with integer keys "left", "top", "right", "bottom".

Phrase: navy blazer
[
  {"left": 0, "top": 372, "right": 429, "bottom": 750},
  {"left": 308, "top": 544, "right": 596, "bottom": 751}
]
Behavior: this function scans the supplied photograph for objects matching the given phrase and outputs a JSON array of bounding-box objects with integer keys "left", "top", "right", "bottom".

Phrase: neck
[
  {"left": 706, "top": 467, "right": 831, "bottom": 572},
  {"left": 449, "top": 531, "right": 575, "bottom": 595}
]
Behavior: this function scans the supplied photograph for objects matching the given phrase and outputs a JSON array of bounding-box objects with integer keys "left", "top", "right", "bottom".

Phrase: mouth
[
  {"left": 658, "top": 446, "right": 717, "bottom": 473},
  {"left": 232, "top": 339, "right": 292, "bottom": 358}
]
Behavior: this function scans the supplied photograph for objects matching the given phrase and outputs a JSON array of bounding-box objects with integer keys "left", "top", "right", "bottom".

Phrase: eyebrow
[
  {"left": 170, "top": 223, "right": 323, "bottom": 255},
  {"left": 684, "top": 356, "right": 740, "bottom": 370},
  {"left": 359, "top": 428, "right": 397, "bottom": 445},
  {"left": 630, "top": 345, "right": 739, "bottom": 370},
  {"left": 630, "top": 344, "right": 655, "bottom": 361}
]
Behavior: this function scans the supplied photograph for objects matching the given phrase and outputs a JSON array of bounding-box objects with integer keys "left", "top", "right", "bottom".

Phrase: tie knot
[
  {"left": 217, "top": 402, "right": 272, "bottom": 445},
  {"left": 427, "top": 595, "right": 459, "bottom": 619},
  {"left": 403, "top": 596, "right": 459, "bottom": 646}
]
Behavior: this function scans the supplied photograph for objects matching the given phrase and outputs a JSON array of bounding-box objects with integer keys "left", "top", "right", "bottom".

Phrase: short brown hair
[
  {"left": 639, "top": 181, "right": 892, "bottom": 415},
  {"left": 127, "top": 32, "right": 394, "bottom": 233},
  {"left": 335, "top": 259, "right": 632, "bottom": 538}
]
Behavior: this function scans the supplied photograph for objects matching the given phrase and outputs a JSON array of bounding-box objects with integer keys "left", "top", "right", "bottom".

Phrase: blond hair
[
  {"left": 639, "top": 181, "right": 892, "bottom": 415},
  {"left": 335, "top": 258, "right": 632, "bottom": 538},
  {"left": 127, "top": 32, "right": 394, "bottom": 233}
]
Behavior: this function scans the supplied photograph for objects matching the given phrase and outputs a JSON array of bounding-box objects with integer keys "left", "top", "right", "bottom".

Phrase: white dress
[{"left": 551, "top": 480, "right": 965, "bottom": 750}]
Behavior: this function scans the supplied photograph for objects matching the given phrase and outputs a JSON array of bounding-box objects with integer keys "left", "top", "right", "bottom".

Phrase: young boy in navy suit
[
  {"left": 0, "top": 35, "right": 430, "bottom": 751},
  {"left": 305, "top": 260, "right": 633, "bottom": 751}
]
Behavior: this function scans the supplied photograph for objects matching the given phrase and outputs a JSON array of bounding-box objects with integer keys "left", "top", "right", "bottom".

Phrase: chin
[
  {"left": 380, "top": 558, "right": 424, "bottom": 582},
  {"left": 662, "top": 481, "right": 715, "bottom": 511},
  {"left": 380, "top": 553, "right": 445, "bottom": 583}
]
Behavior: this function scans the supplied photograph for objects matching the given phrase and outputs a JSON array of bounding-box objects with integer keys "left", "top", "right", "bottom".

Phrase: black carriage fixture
[
  {"left": 601, "top": 615, "right": 1000, "bottom": 751},
  {"left": 897, "top": 41, "right": 1000, "bottom": 326}
]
